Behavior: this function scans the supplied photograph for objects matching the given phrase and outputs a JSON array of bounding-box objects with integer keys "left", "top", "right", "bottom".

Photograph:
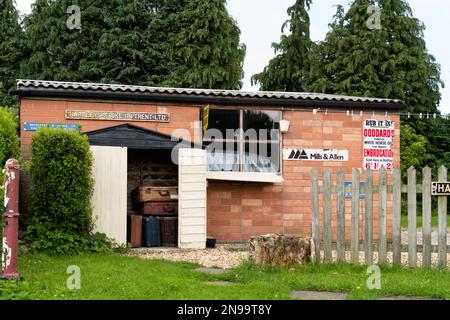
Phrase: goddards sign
[
  {"left": 363, "top": 119, "right": 395, "bottom": 171},
  {"left": 65, "top": 110, "right": 170, "bottom": 122}
]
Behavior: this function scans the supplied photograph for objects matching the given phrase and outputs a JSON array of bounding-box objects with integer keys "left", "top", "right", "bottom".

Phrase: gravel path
[
  {"left": 130, "top": 232, "right": 450, "bottom": 269},
  {"left": 130, "top": 245, "right": 248, "bottom": 269},
  {"left": 325, "top": 251, "right": 450, "bottom": 268},
  {"left": 401, "top": 230, "right": 450, "bottom": 245}
]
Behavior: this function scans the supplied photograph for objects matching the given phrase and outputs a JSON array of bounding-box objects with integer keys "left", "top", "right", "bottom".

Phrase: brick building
[{"left": 14, "top": 79, "right": 404, "bottom": 248}]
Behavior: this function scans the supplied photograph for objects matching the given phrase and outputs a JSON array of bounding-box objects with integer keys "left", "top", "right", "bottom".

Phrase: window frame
[{"left": 203, "top": 107, "right": 283, "bottom": 174}]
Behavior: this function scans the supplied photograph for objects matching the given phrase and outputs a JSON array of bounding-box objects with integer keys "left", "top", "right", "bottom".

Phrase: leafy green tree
[
  {"left": 0, "top": 0, "right": 23, "bottom": 107},
  {"left": 252, "top": 0, "right": 313, "bottom": 91},
  {"left": 20, "top": 0, "right": 165, "bottom": 85},
  {"left": 311, "top": 0, "right": 443, "bottom": 114},
  {"left": 309, "top": 0, "right": 444, "bottom": 168},
  {"left": 0, "top": 107, "right": 20, "bottom": 209},
  {"left": 20, "top": 0, "right": 245, "bottom": 89},
  {"left": 161, "top": 0, "right": 245, "bottom": 89},
  {"left": 399, "top": 123, "right": 428, "bottom": 178}
]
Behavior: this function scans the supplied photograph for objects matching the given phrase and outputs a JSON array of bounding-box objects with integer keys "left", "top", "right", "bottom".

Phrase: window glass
[
  {"left": 204, "top": 141, "right": 239, "bottom": 172},
  {"left": 244, "top": 142, "right": 280, "bottom": 173},
  {"left": 202, "top": 109, "right": 282, "bottom": 174},
  {"left": 206, "top": 109, "right": 240, "bottom": 137},
  {"left": 243, "top": 110, "right": 281, "bottom": 140}
]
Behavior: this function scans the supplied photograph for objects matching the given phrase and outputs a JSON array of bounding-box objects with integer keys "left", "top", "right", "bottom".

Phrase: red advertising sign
[{"left": 363, "top": 119, "right": 395, "bottom": 171}]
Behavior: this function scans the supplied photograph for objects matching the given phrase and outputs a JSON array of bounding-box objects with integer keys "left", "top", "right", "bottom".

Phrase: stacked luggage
[{"left": 127, "top": 185, "right": 178, "bottom": 248}]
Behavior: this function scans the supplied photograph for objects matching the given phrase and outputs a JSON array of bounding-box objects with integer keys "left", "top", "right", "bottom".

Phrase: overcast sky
[{"left": 16, "top": 0, "right": 450, "bottom": 114}]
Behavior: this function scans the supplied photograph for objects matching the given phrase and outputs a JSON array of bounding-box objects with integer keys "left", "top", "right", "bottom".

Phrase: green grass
[
  {"left": 401, "top": 215, "right": 450, "bottom": 229},
  {"left": 0, "top": 252, "right": 449, "bottom": 300}
]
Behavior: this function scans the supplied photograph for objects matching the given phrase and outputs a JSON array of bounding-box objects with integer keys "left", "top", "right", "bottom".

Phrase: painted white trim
[
  {"left": 206, "top": 171, "right": 284, "bottom": 183},
  {"left": 178, "top": 148, "right": 207, "bottom": 249}
]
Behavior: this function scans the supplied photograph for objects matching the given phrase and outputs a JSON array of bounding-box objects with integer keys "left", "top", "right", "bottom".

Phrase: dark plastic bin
[
  {"left": 160, "top": 217, "right": 178, "bottom": 247},
  {"left": 142, "top": 216, "right": 161, "bottom": 247}
]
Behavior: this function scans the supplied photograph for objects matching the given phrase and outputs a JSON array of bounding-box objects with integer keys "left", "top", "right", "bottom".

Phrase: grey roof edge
[{"left": 13, "top": 79, "right": 406, "bottom": 109}]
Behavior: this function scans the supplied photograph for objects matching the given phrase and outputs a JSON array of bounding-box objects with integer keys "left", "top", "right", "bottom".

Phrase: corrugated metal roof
[{"left": 15, "top": 79, "right": 405, "bottom": 106}]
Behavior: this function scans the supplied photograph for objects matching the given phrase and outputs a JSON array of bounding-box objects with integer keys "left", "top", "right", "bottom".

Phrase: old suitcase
[
  {"left": 132, "top": 186, "right": 178, "bottom": 203},
  {"left": 127, "top": 215, "right": 143, "bottom": 248},
  {"left": 160, "top": 217, "right": 178, "bottom": 247},
  {"left": 140, "top": 202, "right": 178, "bottom": 216},
  {"left": 142, "top": 216, "right": 161, "bottom": 247}
]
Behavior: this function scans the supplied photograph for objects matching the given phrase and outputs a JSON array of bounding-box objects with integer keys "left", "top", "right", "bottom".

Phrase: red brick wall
[
  {"left": 20, "top": 98, "right": 201, "bottom": 159},
  {"left": 207, "top": 109, "right": 401, "bottom": 243},
  {"left": 20, "top": 98, "right": 401, "bottom": 244}
]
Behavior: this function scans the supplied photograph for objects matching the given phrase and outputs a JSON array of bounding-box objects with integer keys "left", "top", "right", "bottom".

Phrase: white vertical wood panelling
[
  {"left": 178, "top": 148, "right": 207, "bottom": 249},
  {"left": 91, "top": 146, "right": 128, "bottom": 245}
]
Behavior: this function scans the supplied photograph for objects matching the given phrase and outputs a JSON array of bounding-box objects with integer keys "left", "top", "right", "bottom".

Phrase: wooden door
[{"left": 90, "top": 146, "right": 128, "bottom": 245}]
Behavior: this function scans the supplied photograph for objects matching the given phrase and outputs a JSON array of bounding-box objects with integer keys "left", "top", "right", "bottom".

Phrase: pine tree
[
  {"left": 89, "top": 0, "right": 167, "bottom": 85},
  {"left": 251, "top": 0, "right": 313, "bottom": 92},
  {"left": 310, "top": 0, "right": 443, "bottom": 114},
  {"left": 310, "top": 0, "right": 446, "bottom": 168},
  {"left": 161, "top": 0, "right": 246, "bottom": 89},
  {"left": 20, "top": 0, "right": 166, "bottom": 85},
  {"left": 0, "top": 0, "right": 23, "bottom": 107},
  {"left": 20, "top": 0, "right": 245, "bottom": 90}
]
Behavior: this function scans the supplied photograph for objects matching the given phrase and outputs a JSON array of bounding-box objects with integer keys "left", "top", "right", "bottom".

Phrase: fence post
[
  {"left": 311, "top": 169, "right": 320, "bottom": 262},
  {"left": 365, "top": 169, "right": 373, "bottom": 266},
  {"left": 438, "top": 166, "right": 448, "bottom": 268},
  {"left": 392, "top": 169, "right": 402, "bottom": 266},
  {"left": 408, "top": 166, "right": 417, "bottom": 267},
  {"left": 422, "top": 166, "right": 432, "bottom": 268},
  {"left": 351, "top": 168, "right": 360, "bottom": 264},
  {"left": 378, "top": 168, "right": 387, "bottom": 264},
  {"left": 336, "top": 170, "right": 345, "bottom": 262},
  {"left": 323, "top": 170, "right": 332, "bottom": 262}
]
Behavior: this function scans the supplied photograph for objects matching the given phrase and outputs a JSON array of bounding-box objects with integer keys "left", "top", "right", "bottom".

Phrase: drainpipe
[{"left": 1, "top": 159, "right": 21, "bottom": 280}]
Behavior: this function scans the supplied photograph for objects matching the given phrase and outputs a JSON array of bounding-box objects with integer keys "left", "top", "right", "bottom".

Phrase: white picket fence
[{"left": 311, "top": 166, "right": 449, "bottom": 268}]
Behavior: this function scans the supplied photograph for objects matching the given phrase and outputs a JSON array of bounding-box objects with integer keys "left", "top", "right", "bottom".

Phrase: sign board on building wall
[
  {"left": 363, "top": 119, "right": 395, "bottom": 170},
  {"left": 24, "top": 122, "right": 79, "bottom": 132},
  {"left": 65, "top": 110, "right": 170, "bottom": 123},
  {"left": 431, "top": 182, "right": 450, "bottom": 196},
  {"left": 283, "top": 148, "right": 349, "bottom": 161}
]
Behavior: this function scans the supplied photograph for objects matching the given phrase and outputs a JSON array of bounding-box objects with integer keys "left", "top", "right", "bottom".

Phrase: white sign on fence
[
  {"left": 363, "top": 119, "right": 395, "bottom": 170},
  {"left": 283, "top": 148, "right": 349, "bottom": 161}
]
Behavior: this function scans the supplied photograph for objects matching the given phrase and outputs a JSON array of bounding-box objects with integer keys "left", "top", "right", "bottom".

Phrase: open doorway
[
  {"left": 127, "top": 149, "right": 179, "bottom": 248},
  {"left": 88, "top": 123, "right": 205, "bottom": 249}
]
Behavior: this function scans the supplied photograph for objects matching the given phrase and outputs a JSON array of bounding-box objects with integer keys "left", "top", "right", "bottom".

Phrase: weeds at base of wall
[{"left": 25, "top": 224, "right": 130, "bottom": 255}]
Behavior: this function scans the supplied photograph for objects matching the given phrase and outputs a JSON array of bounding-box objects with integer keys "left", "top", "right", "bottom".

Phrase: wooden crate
[{"left": 160, "top": 217, "right": 178, "bottom": 247}]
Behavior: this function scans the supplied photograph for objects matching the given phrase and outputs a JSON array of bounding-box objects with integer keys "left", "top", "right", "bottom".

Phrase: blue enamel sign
[
  {"left": 24, "top": 122, "right": 79, "bottom": 132},
  {"left": 344, "top": 181, "right": 366, "bottom": 199}
]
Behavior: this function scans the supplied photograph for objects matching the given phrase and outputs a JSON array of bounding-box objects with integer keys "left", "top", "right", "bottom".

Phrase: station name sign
[
  {"left": 24, "top": 122, "right": 79, "bottom": 132},
  {"left": 431, "top": 182, "right": 450, "bottom": 196},
  {"left": 65, "top": 110, "right": 170, "bottom": 123}
]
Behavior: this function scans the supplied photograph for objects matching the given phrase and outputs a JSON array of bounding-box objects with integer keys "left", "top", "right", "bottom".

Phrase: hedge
[{"left": 26, "top": 127, "right": 119, "bottom": 254}]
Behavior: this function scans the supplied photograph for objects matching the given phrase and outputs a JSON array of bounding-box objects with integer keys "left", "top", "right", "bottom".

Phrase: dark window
[
  {"left": 207, "top": 109, "right": 240, "bottom": 136},
  {"left": 244, "top": 110, "right": 280, "bottom": 140},
  {"left": 203, "top": 109, "right": 281, "bottom": 173}
]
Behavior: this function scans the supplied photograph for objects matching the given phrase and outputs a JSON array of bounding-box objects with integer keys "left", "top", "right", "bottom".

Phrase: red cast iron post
[{"left": 1, "top": 159, "right": 21, "bottom": 280}]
